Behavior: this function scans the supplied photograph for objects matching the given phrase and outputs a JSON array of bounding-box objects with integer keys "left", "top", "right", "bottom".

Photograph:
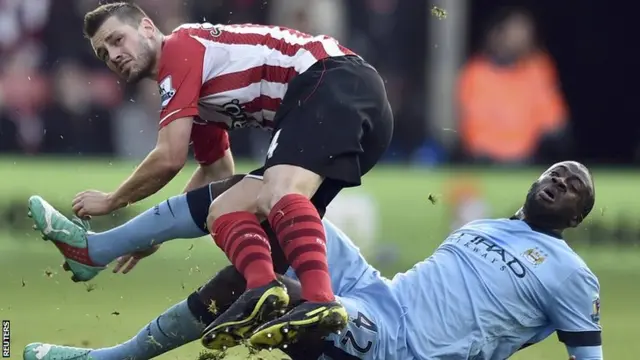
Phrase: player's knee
[
  {"left": 257, "top": 165, "right": 323, "bottom": 215},
  {"left": 206, "top": 201, "right": 236, "bottom": 228},
  {"left": 207, "top": 177, "right": 262, "bottom": 225},
  {"left": 256, "top": 186, "right": 304, "bottom": 216},
  {"left": 206, "top": 203, "right": 218, "bottom": 229},
  {"left": 256, "top": 187, "right": 279, "bottom": 216},
  {"left": 206, "top": 202, "right": 218, "bottom": 226}
]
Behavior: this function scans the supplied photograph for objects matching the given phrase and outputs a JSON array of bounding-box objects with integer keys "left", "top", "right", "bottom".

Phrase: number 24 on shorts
[{"left": 339, "top": 312, "right": 378, "bottom": 354}]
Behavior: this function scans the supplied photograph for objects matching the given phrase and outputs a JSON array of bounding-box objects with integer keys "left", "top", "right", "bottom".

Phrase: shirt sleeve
[
  {"left": 157, "top": 33, "right": 205, "bottom": 128},
  {"left": 548, "top": 267, "right": 603, "bottom": 358},
  {"left": 191, "top": 122, "right": 230, "bottom": 165}
]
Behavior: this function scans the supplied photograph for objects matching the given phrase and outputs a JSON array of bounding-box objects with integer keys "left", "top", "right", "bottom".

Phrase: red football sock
[
  {"left": 268, "top": 194, "right": 334, "bottom": 302},
  {"left": 211, "top": 211, "right": 276, "bottom": 289}
]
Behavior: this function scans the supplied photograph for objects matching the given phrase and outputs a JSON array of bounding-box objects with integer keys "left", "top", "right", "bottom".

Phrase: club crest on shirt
[
  {"left": 591, "top": 296, "right": 601, "bottom": 325},
  {"left": 521, "top": 247, "right": 547, "bottom": 266},
  {"left": 158, "top": 76, "right": 176, "bottom": 108}
]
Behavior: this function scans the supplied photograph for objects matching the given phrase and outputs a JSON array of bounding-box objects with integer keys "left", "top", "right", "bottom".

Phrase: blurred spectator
[
  {"left": 0, "top": 0, "right": 50, "bottom": 59},
  {"left": 446, "top": 176, "right": 489, "bottom": 231},
  {"left": 42, "top": 60, "right": 115, "bottom": 155},
  {"left": 457, "top": 7, "right": 568, "bottom": 165},
  {"left": 189, "top": 0, "right": 270, "bottom": 26},
  {"left": 268, "top": 0, "right": 347, "bottom": 40},
  {"left": 112, "top": 81, "right": 160, "bottom": 160},
  {"left": 0, "top": 46, "right": 49, "bottom": 153},
  {"left": 135, "top": 0, "right": 187, "bottom": 32}
]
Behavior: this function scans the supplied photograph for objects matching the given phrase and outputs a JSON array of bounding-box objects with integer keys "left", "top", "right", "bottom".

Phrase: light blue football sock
[
  {"left": 89, "top": 300, "right": 204, "bottom": 360},
  {"left": 87, "top": 193, "right": 207, "bottom": 266}
]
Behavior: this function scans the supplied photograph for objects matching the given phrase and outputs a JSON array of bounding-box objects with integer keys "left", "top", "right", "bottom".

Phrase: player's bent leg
[
  {"left": 23, "top": 266, "right": 251, "bottom": 360},
  {"left": 85, "top": 185, "right": 212, "bottom": 266},
  {"left": 258, "top": 165, "right": 332, "bottom": 305},
  {"left": 21, "top": 269, "right": 302, "bottom": 360},
  {"left": 28, "top": 196, "right": 104, "bottom": 281},
  {"left": 28, "top": 184, "right": 213, "bottom": 282},
  {"left": 203, "top": 176, "right": 290, "bottom": 350},
  {"left": 251, "top": 165, "right": 348, "bottom": 346}
]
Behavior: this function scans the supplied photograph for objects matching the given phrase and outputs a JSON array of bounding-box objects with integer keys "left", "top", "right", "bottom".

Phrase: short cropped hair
[
  {"left": 83, "top": 2, "right": 148, "bottom": 38},
  {"left": 581, "top": 173, "right": 595, "bottom": 222}
]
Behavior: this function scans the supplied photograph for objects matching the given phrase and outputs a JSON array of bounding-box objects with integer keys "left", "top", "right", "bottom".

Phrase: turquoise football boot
[
  {"left": 28, "top": 195, "right": 105, "bottom": 282},
  {"left": 23, "top": 343, "right": 95, "bottom": 360}
]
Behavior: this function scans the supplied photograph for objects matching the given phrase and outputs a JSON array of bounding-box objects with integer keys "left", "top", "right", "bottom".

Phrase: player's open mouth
[{"left": 539, "top": 188, "right": 555, "bottom": 202}]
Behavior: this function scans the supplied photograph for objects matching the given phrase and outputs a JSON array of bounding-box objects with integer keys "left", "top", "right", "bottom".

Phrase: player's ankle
[
  {"left": 187, "top": 292, "right": 217, "bottom": 325},
  {"left": 246, "top": 273, "right": 277, "bottom": 289},
  {"left": 302, "top": 291, "right": 335, "bottom": 303}
]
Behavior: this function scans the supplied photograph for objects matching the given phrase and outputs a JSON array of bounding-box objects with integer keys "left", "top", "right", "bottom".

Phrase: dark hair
[
  {"left": 486, "top": 6, "right": 535, "bottom": 34},
  {"left": 83, "top": 2, "right": 148, "bottom": 38},
  {"left": 481, "top": 6, "right": 539, "bottom": 51}
]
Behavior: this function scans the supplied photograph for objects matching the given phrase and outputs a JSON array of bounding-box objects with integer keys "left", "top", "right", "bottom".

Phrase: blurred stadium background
[{"left": 1, "top": 0, "right": 638, "bottom": 359}]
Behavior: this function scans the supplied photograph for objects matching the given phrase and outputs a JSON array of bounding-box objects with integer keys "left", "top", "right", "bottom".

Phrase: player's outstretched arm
[
  {"left": 72, "top": 117, "right": 193, "bottom": 217},
  {"left": 548, "top": 268, "right": 603, "bottom": 360}
]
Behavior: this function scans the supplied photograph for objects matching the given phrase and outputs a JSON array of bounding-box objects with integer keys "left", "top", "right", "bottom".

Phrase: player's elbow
[
  {"left": 165, "top": 154, "right": 187, "bottom": 174},
  {"left": 156, "top": 147, "right": 187, "bottom": 174}
]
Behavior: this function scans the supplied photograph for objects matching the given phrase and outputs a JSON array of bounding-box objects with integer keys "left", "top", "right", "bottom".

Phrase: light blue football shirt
[{"left": 390, "top": 218, "right": 603, "bottom": 360}]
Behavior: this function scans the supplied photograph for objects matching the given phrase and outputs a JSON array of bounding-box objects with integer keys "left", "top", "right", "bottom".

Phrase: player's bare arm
[
  {"left": 112, "top": 116, "right": 193, "bottom": 206},
  {"left": 72, "top": 117, "right": 193, "bottom": 217}
]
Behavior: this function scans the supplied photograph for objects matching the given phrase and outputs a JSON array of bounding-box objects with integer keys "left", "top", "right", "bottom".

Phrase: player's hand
[
  {"left": 569, "top": 356, "right": 576, "bottom": 360},
  {"left": 112, "top": 245, "right": 161, "bottom": 274},
  {"left": 72, "top": 190, "right": 117, "bottom": 217}
]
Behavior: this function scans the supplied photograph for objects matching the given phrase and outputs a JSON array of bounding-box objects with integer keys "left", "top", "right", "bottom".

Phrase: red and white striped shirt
[{"left": 156, "top": 23, "right": 356, "bottom": 165}]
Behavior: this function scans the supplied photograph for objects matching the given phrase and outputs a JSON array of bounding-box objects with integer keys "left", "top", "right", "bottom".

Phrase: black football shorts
[{"left": 249, "top": 55, "right": 393, "bottom": 216}]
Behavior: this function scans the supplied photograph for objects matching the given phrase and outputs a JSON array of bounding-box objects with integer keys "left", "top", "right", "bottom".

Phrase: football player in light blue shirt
[{"left": 390, "top": 160, "right": 602, "bottom": 359}]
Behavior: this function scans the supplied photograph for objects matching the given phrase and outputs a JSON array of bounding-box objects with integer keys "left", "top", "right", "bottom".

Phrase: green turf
[{"left": 1, "top": 158, "right": 639, "bottom": 359}]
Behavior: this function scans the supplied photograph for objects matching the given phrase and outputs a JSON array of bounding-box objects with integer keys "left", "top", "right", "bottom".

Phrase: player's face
[
  {"left": 90, "top": 16, "right": 157, "bottom": 83},
  {"left": 523, "top": 161, "right": 594, "bottom": 229}
]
